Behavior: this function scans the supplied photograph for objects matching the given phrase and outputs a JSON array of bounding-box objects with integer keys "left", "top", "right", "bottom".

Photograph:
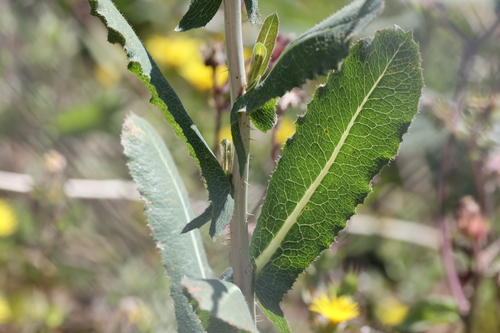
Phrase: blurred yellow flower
[
  {"left": 146, "top": 35, "right": 201, "bottom": 68},
  {"left": 309, "top": 293, "right": 360, "bottom": 325},
  {"left": 180, "top": 61, "right": 214, "bottom": 91},
  {"left": 243, "top": 46, "right": 253, "bottom": 61},
  {"left": 275, "top": 118, "right": 295, "bottom": 146},
  {"left": 214, "top": 64, "right": 229, "bottom": 88},
  {"left": 0, "top": 296, "right": 12, "bottom": 323},
  {"left": 375, "top": 296, "right": 409, "bottom": 326},
  {"left": 218, "top": 124, "right": 232, "bottom": 142},
  {"left": 0, "top": 199, "right": 17, "bottom": 237},
  {"left": 145, "top": 35, "right": 227, "bottom": 91}
]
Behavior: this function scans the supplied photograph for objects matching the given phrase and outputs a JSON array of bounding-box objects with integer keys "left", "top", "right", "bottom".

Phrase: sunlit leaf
[
  {"left": 249, "top": 98, "right": 277, "bottom": 133},
  {"left": 247, "top": 43, "right": 267, "bottom": 91},
  {"left": 250, "top": 27, "right": 423, "bottom": 322},
  {"left": 246, "top": 13, "right": 280, "bottom": 132},
  {"left": 253, "top": 12, "right": 279, "bottom": 82},
  {"left": 232, "top": 0, "right": 384, "bottom": 175}
]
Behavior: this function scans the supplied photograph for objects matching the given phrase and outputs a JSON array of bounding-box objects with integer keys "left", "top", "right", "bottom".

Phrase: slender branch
[{"left": 223, "top": 0, "right": 254, "bottom": 318}]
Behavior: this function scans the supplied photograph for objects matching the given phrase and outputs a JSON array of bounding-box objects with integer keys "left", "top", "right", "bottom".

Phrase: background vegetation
[{"left": 0, "top": 0, "right": 499, "bottom": 332}]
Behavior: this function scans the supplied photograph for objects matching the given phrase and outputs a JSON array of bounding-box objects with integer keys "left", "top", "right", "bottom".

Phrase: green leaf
[
  {"left": 235, "top": 0, "right": 384, "bottom": 114},
  {"left": 250, "top": 27, "right": 423, "bottom": 317},
  {"left": 247, "top": 42, "right": 267, "bottom": 91},
  {"left": 253, "top": 12, "right": 279, "bottom": 82},
  {"left": 231, "top": 0, "right": 384, "bottom": 175},
  {"left": 259, "top": 305, "right": 291, "bottom": 333},
  {"left": 182, "top": 277, "right": 259, "bottom": 333},
  {"left": 175, "top": 0, "right": 223, "bottom": 32},
  {"left": 246, "top": 13, "right": 280, "bottom": 131},
  {"left": 249, "top": 98, "right": 277, "bottom": 133},
  {"left": 243, "top": 0, "right": 259, "bottom": 24},
  {"left": 89, "top": 0, "right": 234, "bottom": 239},
  {"left": 121, "top": 114, "right": 212, "bottom": 333}
]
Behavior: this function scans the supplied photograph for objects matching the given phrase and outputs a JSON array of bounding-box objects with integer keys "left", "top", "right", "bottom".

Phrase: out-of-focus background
[{"left": 0, "top": 0, "right": 499, "bottom": 332}]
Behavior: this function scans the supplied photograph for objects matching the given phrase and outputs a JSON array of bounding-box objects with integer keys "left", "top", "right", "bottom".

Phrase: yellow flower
[
  {"left": 218, "top": 124, "right": 232, "bottom": 142},
  {"left": 145, "top": 35, "right": 228, "bottom": 91},
  {"left": 375, "top": 297, "right": 409, "bottom": 326},
  {"left": 180, "top": 61, "right": 214, "bottom": 91},
  {"left": 275, "top": 118, "right": 296, "bottom": 146},
  {"left": 214, "top": 64, "right": 229, "bottom": 88},
  {"left": 146, "top": 35, "right": 201, "bottom": 68},
  {"left": 309, "top": 293, "right": 360, "bottom": 325},
  {"left": 0, "top": 199, "right": 17, "bottom": 237},
  {"left": 0, "top": 296, "right": 12, "bottom": 323}
]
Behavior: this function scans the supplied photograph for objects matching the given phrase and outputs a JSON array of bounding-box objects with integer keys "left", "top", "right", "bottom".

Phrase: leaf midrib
[
  {"left": 261, "top": 15, "right": 278, "bottom": 46},
  {"left": 146, "top": 132, "right": 207, "bottom": 279},
  {"left": 253, "top": 40, "right": 404, "bottom": 276}
]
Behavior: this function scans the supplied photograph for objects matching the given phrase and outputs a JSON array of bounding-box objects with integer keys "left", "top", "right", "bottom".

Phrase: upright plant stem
[{"left": 223, "top": 0, "right": 255, "bottom": 318}]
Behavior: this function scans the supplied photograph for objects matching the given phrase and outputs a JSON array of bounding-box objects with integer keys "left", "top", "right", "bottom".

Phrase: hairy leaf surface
[
  {"left": 247, "top": 43, "right": 267, "bottom": 91},
  {"left": 122, "top": 114, "right": 212, "bottom": 333},
  {"left": 243, "top": 0, "right": 258, "bottom": 24},
  {"left": 232, "top": 0, "right": 384, "bottom": 175},
  {"left": 250, "top": 28, "right": 423, "bottom": 317},
  {"left": 249, "top": 98, "right": 277, "bottom": 133},
  {"left": 182, "top": 277, "right": 259, "bottom": 333},
  {"left": 246, "top": 13, "right": 279, "bottom": 132},
  {"left": 89, "top": 0, "right": 234, "bottom": 239},
  {"left": 253, "top": 12, "right": 279, "bottom": 82},
  {"left": 176, "top": 0, "right": 222, "bottom": 32}
]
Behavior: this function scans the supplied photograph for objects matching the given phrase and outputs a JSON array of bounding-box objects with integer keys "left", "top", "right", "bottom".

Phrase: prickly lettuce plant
[{"left": 88, "top": 0, "right": 423, "bottom": 331}]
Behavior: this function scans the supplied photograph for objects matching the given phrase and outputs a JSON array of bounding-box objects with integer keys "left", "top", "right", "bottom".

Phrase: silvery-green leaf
[
  {"left": 122, "top": 114, "right": 212, "bottom": 333},
  {"left": 182, "top": 277, "right": 259, "bottom": 333}
]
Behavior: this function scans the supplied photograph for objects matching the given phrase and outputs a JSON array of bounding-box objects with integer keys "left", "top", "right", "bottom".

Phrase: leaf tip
[{"left": 182, "top": 205, "right": 214, "bottom": 234}]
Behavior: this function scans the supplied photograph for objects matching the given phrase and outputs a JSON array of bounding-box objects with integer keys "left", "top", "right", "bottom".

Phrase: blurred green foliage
[{"left": 0, "top": 0, "right": 499, "bottom": 332}]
